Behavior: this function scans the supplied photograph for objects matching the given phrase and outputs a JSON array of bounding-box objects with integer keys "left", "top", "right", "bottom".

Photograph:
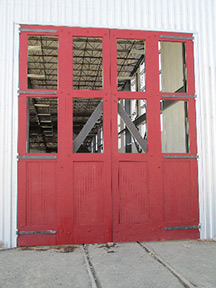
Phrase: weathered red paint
[{"left": 18, "top": 26, "right": 199, "bottom": 246}]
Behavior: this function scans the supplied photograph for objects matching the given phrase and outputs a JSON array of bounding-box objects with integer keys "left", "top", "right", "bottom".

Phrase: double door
[{"left": 18, "top": 26, "right": 199, "bottom": 246}]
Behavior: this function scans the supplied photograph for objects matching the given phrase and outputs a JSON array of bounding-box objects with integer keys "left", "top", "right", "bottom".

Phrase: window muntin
[{"left": 27, "top": 36, "right": 58, "bottom": 89}]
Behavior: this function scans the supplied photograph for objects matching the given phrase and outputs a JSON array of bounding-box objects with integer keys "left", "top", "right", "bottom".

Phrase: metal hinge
[
  {"left": 160, "top": 35, "right": 194, "bottom": 41},
  {"left": 162, "top": 94, "right": 196, "bottom": 99},
  {"left": 18, "top": 90, "right": 57, "bottom": 95},
  {"left": 165, "top": 224, "right": 201, "bottom": 231},
  {"left": 163, "top": 155, "right": 198, "bottom": 159},
  {"left": 17, "top": 230, "right": 57, "bottom": 235},
  {"left": 17, "top": 155, "right": 57, "bottom": 160},
  {"left": 19, "top": 28, "right": 57, "bottom": 33}
]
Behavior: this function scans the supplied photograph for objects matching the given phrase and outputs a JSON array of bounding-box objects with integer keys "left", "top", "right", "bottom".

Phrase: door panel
[
  {"left": 26, "top": 162, "right": 57, "bottom": 226},
  {"left": 17, "top": 160, "right": 58, "bottom": 246},
  {"left": 162, "top": 160, "right": 199, "bottom": 224},
  {"left": 118, "top": 162, "right": 149, "bottom": 224},
  {"left": 73, "top": 162, "right": 105, "bottom": 225}
]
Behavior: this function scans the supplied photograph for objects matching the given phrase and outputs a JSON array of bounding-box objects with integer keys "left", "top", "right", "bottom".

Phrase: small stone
[{"left": 106, "top": 242, "right": 114, "bottom": 248}]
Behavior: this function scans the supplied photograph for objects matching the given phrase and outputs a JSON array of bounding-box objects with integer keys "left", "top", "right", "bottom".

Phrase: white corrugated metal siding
[{"left": 0, "top": 0, "right": 216, "bottom": 247}]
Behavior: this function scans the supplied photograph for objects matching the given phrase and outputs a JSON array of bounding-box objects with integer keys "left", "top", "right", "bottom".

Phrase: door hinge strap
[
  {"left": 17, "top": 230, "right": 57, "bottom": 235},
  {"left": 19, "top": 90, "right": 57, "bottom": 95},
  {"left": 163, "top": 155, "right": 198, "bottom": 159},
  {"left": 165, "top": 225, "right": 200, "bottom": 231},
  {"left": 18, "top": 155, "right": 57, "bottom": 160},
  {"left": 160, "top": 35, "right": 193, "bottom": 41},
  {"left": 20, "top": 28, "right": 57, "bottom": 33},
  {"left": 162, "top": 94, "right": 196, "bottom": 99}
]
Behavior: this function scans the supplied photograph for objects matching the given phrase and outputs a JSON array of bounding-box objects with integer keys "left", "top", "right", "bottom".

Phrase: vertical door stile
[
  {"left": 57, "top": 28, "right": 74, "bottom": 244},
  {"left": 110, "top": 30, "right": 118, "bottom": 240},
  {"left": 144, "top": 34, "right": 163, "bottom": 233}
]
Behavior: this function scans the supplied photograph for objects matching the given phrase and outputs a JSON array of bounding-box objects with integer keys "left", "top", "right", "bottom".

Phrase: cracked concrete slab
[
  {"left": 0, "top": 247, "right": 91, "bottom": 288},
  {"left": 0, "top": 241, "right": 215, "bottom": 288},
  {"left": 143, "top": 240, "right": 216, "bottom": 288},
  {"left": 87, "top": 242, "right": 183, "bottom": 288}
]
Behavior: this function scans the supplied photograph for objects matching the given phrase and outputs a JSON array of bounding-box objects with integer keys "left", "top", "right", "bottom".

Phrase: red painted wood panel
[
  {"left": 17, "top": 161, "right": 58, "bottom": 246},
  {"left": 162, "top": 160, "right": 199, "bottom": 224},
  {"left": 118, "top": 162, "right": 149, "bottom": 224},
  {"left": 163, "top": 161, "right": 192, "bottom": 222},
  {"left": 73, "top": 162, "right": 105, "bottom": 225},
  {"left": 26, "top": 162, "right": 57, "bottom": 226},
  {"left": 72, "top": 161, "right": 112, "bottom": 244}
]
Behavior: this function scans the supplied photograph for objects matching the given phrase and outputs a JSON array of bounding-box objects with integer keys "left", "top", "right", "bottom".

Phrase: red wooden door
[
  {"left": 110, "top": 30, "right": 199, "bottom": 242},
  {"left": 17, "top": 26, "right": 112, "bottom": 246},
  {"left": 17, "top": 26, "right": 199, "bottom": 246},
  {"left": 18, "top": 27, "right": 61, "bottom": 246},
  {"left": 57, "top": 27, "right": 112, "bottom": 244}
]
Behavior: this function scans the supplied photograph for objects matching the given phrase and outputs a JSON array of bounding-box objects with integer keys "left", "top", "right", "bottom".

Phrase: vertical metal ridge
[{"left": 0, "top": 0, "right": 15, "bottom": 248}]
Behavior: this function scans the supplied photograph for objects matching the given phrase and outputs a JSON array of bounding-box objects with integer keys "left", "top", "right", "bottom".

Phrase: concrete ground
[{"left": 0, "top": 240, "right": 215, "bottom": 288}]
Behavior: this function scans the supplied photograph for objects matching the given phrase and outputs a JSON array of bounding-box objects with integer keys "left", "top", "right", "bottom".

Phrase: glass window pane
[
  {"left": 117, "top": 39, "right": 145, "bottom": 92},
  {"left": 159, "top": 42, "right": 187, "bottom": 93},
  {"left": 28, "top": 36, "right": 58, "bottom": 89},
  {"left": 118, "top": 99, "right": 147, "bottom": 153},
  {"left": 27, "top": 98, "right": 58, "bottom": 153},
  {"left": 73, "top": 38, "right": 103, "bottom": 90},
  {"left": 161, "top": 100, "right": 189, "bottom": 153},
  {"left": 73, "top": 98, "right": 103, "bottom": 153}
]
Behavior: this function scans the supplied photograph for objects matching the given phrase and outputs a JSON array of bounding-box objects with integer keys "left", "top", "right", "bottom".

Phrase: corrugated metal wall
[{"left": 0, "top": 0, "right": 216, "bottom": 248}]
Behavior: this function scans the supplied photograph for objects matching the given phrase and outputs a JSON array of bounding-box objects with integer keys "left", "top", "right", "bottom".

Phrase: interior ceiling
[
  {"left": 73, "top": 37, "right": 103, "bottom": 90},
  {"left": 28, "top": 36, "right": 58, "bottom": 89},
  {"left": 117, "top": 39, "right": 145, "bottom": 91},
  {"left": 27, "top": 36, "right": 145, "bottom": 153}
]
